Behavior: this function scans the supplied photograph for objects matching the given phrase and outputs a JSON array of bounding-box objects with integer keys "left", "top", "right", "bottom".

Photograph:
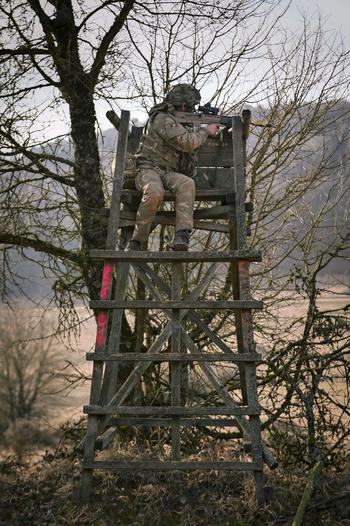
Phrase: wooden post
[
  {"left": 100, "top": 113, "right": 143, "bottom": 406},
  {"left": 171, "top": 262, "right": 183, "bottom": 460},
  {"left": 229, "top": 116, "right": 249, "bottom": 404},
  {"left": 244, "top": 358, "right": 265, "bottom": 504},
  {"left": 79, "top": 110, "right": 130, "bottom": 502},
  {"left": 98, "top": 110, "right": 131, "bottom": 405}
]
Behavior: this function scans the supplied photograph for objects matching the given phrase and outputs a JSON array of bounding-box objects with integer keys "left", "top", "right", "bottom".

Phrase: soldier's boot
[
  {"left": 126, "top": 239, "right": 142, "bottom": 251},
  {"left": 169, "top": 229, "right": 190, "bottom": 251}
]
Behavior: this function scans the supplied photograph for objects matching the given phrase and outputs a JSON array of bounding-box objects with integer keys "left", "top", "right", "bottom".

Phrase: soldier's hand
[{"left": 207, "top": 123, "right": 221, "bottom": 137}]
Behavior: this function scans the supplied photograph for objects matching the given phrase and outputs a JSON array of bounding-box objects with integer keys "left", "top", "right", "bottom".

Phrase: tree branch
[
  {"left": 89, "top": 0, "right": 136, "bottom": 85},
  {"left": 0, "top": 234, "right": 82, "bottom": 265},
  {"left": 0, "top": 48, "right": 50, "bottom": 56},
  {"left": 0, "top": 129, "right": 75, "bottom": 187}
]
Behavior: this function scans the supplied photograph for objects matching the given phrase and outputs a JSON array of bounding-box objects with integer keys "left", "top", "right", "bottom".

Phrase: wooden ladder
[{"left": 79, "top": 109, "right": 277, "bottom": 504}]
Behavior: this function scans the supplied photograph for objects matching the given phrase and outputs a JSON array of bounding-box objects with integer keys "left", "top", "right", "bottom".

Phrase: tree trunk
[{"left": 69, "top": 95, "right": 108, "bottom": 300}]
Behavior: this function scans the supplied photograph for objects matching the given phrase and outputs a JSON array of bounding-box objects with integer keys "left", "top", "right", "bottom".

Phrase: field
[
  {"left": 31, "top": 288, "right": 349, "bottom": 431},
  {"left": 0, "top": 293, "right": 349, "bottom": 525}
]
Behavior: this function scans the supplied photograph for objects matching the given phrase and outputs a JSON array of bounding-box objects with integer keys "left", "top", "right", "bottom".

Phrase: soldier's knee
[
  {"left": 182, "top": 177, "right": 195, "bottom": 194},
  {"left": 143, "top": 183, "right": 164, "bottom": 207}
]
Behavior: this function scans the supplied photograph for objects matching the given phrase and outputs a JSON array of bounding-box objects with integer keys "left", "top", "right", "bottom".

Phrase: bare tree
[
  {"left": 1, "top": 1, "right": 350, "bottom": 463},
  {"left": 0, "top": 0, "right": 283, "bottom": 322},
  {"left": 259, "top": 223, "right": 350, "bottom": 465},
  {"left": 0, "top": 308, "right": 61, "bottom": 428},
  {"left": 0, "top": 0, "right": 136, "bottom": 307}
]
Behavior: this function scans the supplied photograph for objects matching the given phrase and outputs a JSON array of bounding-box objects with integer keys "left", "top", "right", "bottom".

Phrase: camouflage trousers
[{"left": 132, "top": 164, "right": 195, "bottom": 242}]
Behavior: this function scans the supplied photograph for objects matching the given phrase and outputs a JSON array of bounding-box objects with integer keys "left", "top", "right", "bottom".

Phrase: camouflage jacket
[{"left": 136, "top": 111, "right": 208, "bottom": 176}]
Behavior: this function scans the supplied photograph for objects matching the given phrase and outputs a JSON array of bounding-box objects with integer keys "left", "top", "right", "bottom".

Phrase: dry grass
[{"left": 1, "top": 421, "right": 350, "bottom": 526}]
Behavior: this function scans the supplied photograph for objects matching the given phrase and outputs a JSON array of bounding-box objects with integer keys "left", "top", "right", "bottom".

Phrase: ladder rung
[
  {"left": 119, "top": 218, "right": 230, "bottom": 234},
  {"left": 120, "top": 205, "right": 232, "bottom": 221},
  {"left": 103, "top": 202, "right": 253, "bottom": 217},
  {"left": 90, "top": 299, "right": 263, "bottom": 310},
  {"left": 83, "top": 405, "right": 260, "bottom": 416},
  {"left": 83, "top": 460, "right": 261, "bottom": 471},
  {"left": 86, "top": 352, "right": 262, "bottom": 362},
  {"left": 89, "top": 249, "right": 262, "bottom": 262},
  {"left": 106, "top": 417, "right": 241, "bottom": 427}
]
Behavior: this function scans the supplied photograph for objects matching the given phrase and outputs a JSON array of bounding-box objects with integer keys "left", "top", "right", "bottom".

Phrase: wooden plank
[
  {"left": 186, "top": 310, "right": 235, "bottom": 354},
  {"left": 193, "top": 205, "right": 231, "bottom": 220},
  {"left": 79, "top": 112, "right": 132, "bottom": 502},
  {"left": 197, "top": 142, "right": 233, "bottom": 167},
  {"left": 107, "top": 417, "right": 240, "bottom": 427},
  {"left": 120, "top": 206, "right": 231, "bottom": 221},
  {"left": 89, "top": 250, "right": 262, "bottom": 262},
  {"left": 86, "top": 352, "right": 262, "bottom": 362},
  {"left": 89, "top": 299, "right": 263, "bottom": 310},
  {"left": 95, "top": 426, "right": 119, "bottom": 451},
  {"left": 105, "top": 202, "right": 251, "bottom": 218},
  {"left": 89, "top": 111, "right": 131, "bottom": 400},
  {"left": 228, "top": 120, "right": 249, "bottom": 405},
  {"left": 121, "top": 189, "right": 234, "bottom": 202},
  {"left": 119, "top": 218, "right": 230, "bottom": 234},
  {"left": 244, "top": 361, "right": 265, "bottom": 501},
  {"left": 84, "top": 460, "right": 258, "bottom": 471},
  {"left": 128, "top": 125, "right": 144, "bottom": 154},
  {"left": 158, "top": 218, "right": 229, "bottom": 234},
  {"left": 195, "top": 167, "right": 234, "bottom": 190},
  {"left": 106, "top": 111, "right": 143, "bottom": 154},
  {"left": 106, "top": 110, "right": 121, "bottom": 129},
  {"left": 83, "top": 405, "right": 261, "bottom": 416}
]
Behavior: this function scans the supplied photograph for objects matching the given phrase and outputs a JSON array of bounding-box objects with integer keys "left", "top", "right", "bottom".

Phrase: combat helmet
[{"left": 165, "top": 84, "right": 201, "bottom": 110}]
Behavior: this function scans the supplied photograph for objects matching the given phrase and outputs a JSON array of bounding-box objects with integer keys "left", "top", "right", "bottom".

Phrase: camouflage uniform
[{"left": 132, "top": 108, "right": 208, "bottom": 242}]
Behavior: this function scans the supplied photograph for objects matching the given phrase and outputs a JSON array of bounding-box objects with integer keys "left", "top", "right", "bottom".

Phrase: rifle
[
  {"left": 198, "top": 102, "right": 272, "bottom": 130},
  {"left": 198, "top": 102, "right": 232, "bottom": 129}
]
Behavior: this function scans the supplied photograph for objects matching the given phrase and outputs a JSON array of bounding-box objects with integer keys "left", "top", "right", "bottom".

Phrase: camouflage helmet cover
[{"left": 165, "top": 84, "right": 201, "bottom": 106}]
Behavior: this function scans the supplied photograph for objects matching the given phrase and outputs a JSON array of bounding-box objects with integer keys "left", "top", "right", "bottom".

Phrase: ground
[{"left": 0, "top": 421, "right": 350, "bottom": 526}]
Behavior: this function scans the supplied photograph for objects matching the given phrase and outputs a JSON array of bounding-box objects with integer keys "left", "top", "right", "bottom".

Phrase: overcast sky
[
  {"left": 94, "top": 0, "right": 350, "bottom": 131},
  {"left": 286, "top": 0, "right": 350, "bottom": 46},
  {"left": 25, "top": 0, "right": 350, "bottom": 136}
]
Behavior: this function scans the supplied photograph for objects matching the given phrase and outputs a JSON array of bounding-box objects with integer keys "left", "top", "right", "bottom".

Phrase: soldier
[{"left": 127, "top": 84, "right": 219, "bottom": 251}]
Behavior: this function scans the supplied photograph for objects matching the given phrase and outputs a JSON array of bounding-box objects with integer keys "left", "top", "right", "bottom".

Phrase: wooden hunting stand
[{"left": 79, "top": 109, "right": 277, "bottom": 504}]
